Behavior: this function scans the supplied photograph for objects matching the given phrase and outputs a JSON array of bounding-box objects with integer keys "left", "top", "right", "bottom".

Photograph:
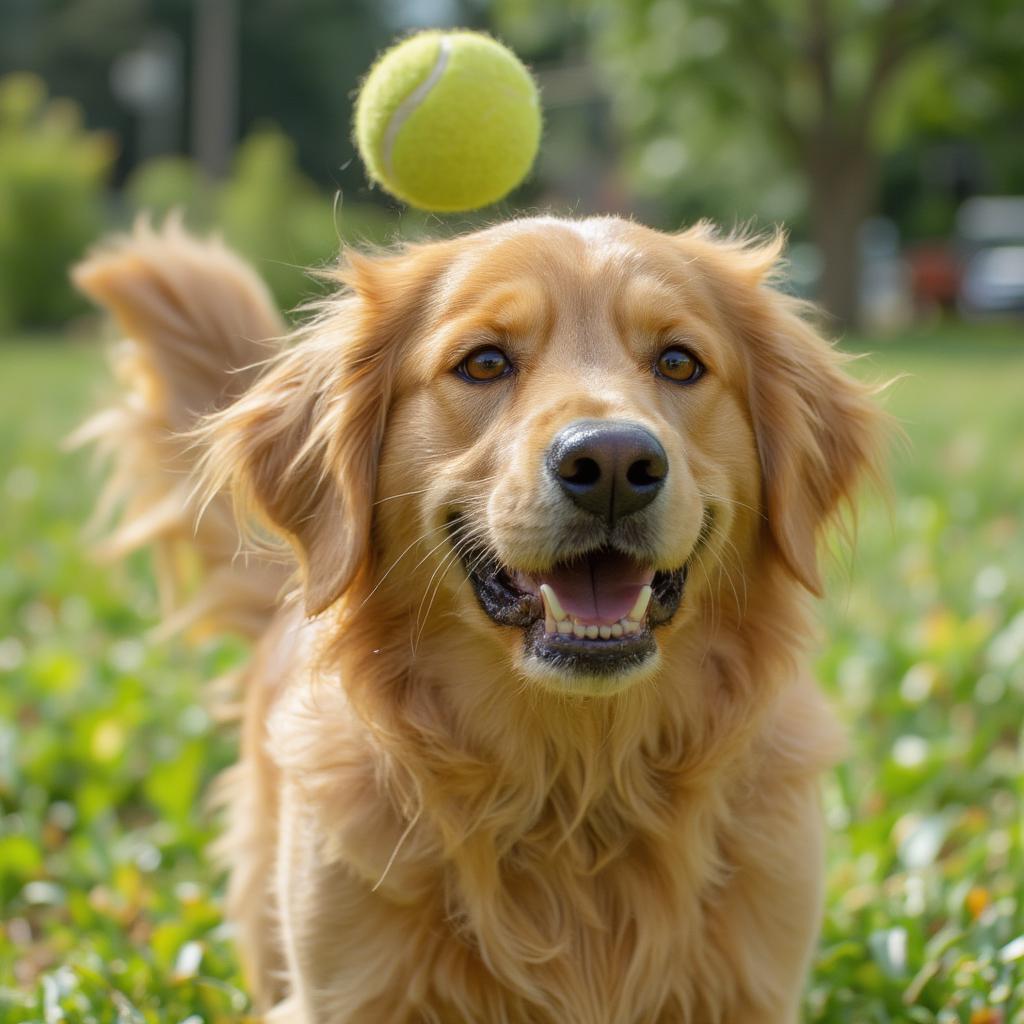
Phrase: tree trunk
[
  {"left": 806, "top": 143, "right": 876, "bottom": 332},
  {"left": 192, "top": 0, "right": 238, "bottom": 179}
]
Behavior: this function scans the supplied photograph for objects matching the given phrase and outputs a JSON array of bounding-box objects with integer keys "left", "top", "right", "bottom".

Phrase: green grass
[{"left": 1, "top": 324, "right": 1022, "bottom": 1022}]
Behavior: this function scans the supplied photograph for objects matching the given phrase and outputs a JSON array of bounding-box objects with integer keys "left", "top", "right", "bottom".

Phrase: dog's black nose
[{"left": 547, "top": 419, "right": 667, "bottom": 524}]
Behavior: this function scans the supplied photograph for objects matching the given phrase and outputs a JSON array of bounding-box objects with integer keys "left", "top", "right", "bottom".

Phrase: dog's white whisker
[
  {"left": 696, "top": 488, "right": 766, "bottom": 520},
  {"left": 412, "top": 529, "right": 482, "bottom": 651},
  {"left": 353, "top": 521, "right": 452, "bottom": 611},
  {"left": 372, "top": 486, "right": 433, "bottom": 506},
  {"left": 371, "top": 806, "right": 422, "bottom": 893}
]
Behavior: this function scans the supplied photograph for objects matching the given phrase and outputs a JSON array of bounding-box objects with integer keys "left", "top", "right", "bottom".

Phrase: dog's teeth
[
  {"left": 539, "top": 583, "right": 653, "bottom": 641},
  {"left": 628, "top": 585, "right": 652, "bottom": 623},
  {"left": 539, "top": 584, "right": 567, "bottom": 622},
  {"left": 543, "top": 596, "right": 648, "bottom": 641}
]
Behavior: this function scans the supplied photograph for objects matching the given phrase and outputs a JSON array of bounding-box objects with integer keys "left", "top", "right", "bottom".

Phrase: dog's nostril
[
  {"left": 562, "top": 456, "right": 601, "bottom": 487},
  {"left": 626, "top": 458, "right": 663, "bottom": 488}
]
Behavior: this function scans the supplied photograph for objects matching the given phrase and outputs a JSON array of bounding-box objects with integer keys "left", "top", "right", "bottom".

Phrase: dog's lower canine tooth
[
  {"left": 539, "top": 584, "right": 567, "bottom": 622},
  {"left": 545, "top": 611, "right": 557, "bottom": 634},
  {"left": 628, "top": 585, "right": 652, "bottom": 623}
]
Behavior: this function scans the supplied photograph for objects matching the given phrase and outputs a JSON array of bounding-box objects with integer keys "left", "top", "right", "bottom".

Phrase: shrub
[
  {"left": 0, "top": 74, "right": 114, "bottom": 329},
  {"left": 216, "top": 128, "right": 343, "bottom": 311},
  {"left": 125, "top": 156, "right": 215, "bottom": 225},
  {"left": 127, "top": 127, "right": 396, "bottom": 313}
]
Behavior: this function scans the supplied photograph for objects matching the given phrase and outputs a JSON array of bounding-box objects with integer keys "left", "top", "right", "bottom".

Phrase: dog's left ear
[
  {"left": 199, "top": 243, "right": 451, "bottom": 615},
  {"left": 695, "top": 231, "right": 887, "bottom": 595}
]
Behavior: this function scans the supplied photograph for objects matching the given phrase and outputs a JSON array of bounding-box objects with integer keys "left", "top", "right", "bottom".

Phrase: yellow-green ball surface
[{"left": 354, "top": 30, "right": 541, "bottom": 213}]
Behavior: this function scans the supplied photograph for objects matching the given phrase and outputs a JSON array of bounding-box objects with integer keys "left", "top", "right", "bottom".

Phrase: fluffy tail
[{"left": 72, "top": 219, "right": 291, "bottom": 639}]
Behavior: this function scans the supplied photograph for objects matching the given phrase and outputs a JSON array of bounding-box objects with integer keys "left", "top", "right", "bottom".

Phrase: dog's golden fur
[{"left": 75, "top": 215, "right": 884, "bottom": 1023}]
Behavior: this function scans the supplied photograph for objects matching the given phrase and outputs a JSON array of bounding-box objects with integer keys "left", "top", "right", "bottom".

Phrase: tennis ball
[{"left": 354, "top": 30, "right": 542, "bottom": 213}]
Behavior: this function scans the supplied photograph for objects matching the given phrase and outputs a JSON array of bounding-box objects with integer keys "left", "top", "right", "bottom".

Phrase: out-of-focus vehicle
[
  {"left": 957, "top": 196, "right": 1024, "bottom": 317},
  {"left": 960, "top": 245, "right": 1024, "bottom": 316}
]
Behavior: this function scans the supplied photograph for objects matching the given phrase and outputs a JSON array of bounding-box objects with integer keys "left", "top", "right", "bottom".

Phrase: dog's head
[{"left": 205, "top": 217, "right": 882, "bottom": 696}]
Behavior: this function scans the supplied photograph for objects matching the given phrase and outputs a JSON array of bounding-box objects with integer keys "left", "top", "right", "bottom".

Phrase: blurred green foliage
[
  {"left": 497, "top": 0, "right": 1024, "bottom": 230},
  {"left": 0, "top": 67, "right": 402, "bottom": 327},
  {"left": 809, "top": 330, "right": 1024, "bottom": 1020},
  {"left": 0, "top": 74, "right": 114, "bottom": 330},
  {"left": 0, "top": 0, "right": 407, "bottom": 203},
  {"left": 0, "top": 340, "right": 247, "bottom": 1019},
  {"left": 128, "top": 127, "right": 396, "bottom": 312},
  {"left": 0, "top": 326, "right": 1022, "bottom": 1020}
]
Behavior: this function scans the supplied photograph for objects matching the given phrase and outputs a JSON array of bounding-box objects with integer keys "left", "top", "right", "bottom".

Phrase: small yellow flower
[
  {"left": 965, "top": 886, "right": 990, "bottom": 919},
  {"left": 969, "top": 1008, "right": 1003, "bottom": 1024}
]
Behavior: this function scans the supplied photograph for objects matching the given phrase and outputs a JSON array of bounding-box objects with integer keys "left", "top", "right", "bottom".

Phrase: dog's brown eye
[
  {"left": 457, "top": 346, "right": 513, "bottom": 382},
  {"left": 656, "top": 346, "right": 703, "bottom": 384}
]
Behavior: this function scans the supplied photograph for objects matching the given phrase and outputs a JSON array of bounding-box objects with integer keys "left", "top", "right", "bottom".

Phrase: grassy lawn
[{"left": 1, "top": 324, "right": 1022, "bottom": 1022}]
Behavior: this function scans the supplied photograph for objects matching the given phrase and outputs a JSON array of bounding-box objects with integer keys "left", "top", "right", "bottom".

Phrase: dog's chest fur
[{"left": 286, "top": 687, "right": 757, "bottom": 1023}]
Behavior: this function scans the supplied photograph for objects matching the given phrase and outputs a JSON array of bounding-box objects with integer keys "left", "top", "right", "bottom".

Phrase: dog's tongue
[{"left": 542, "top": 552, "right": 655, "bottom": 624}]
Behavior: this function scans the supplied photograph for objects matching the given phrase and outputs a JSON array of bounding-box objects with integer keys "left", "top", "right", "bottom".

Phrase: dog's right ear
[{"left": 200, "top": 244, "right": 450, "bottom": 616}]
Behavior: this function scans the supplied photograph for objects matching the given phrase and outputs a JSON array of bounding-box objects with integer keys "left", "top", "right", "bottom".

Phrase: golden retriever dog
[{"left": 74, "top": 215, "right": 884, "bottom": 1023}]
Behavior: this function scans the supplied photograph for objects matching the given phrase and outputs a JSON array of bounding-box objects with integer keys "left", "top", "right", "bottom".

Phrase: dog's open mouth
[{"left": 453, "top": 522, "right": 687, "bottom": 677}]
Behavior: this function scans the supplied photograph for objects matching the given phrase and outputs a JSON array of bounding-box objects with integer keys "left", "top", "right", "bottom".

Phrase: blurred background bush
[
  {"left": 0, "top": 74, "right": 113, "bottom": 328},
  {"left": 127, "top": 128, "right": 395, "bottom": 310},
  {"left": 1, "top": 0, "right": 1023, "bottom": 329}
]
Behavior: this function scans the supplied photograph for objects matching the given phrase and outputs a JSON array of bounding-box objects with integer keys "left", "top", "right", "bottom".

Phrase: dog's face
[
  {"left": 211, "top": 216, "right": 880, "bottom": 697},
  {"left": 375, "top": 219, "right": 765, "bottom": 693}
]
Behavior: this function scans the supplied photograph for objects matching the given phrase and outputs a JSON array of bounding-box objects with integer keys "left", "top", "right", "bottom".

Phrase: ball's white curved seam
[{"left": 382, "top": 35, "right": 452, "bottom": 179}]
